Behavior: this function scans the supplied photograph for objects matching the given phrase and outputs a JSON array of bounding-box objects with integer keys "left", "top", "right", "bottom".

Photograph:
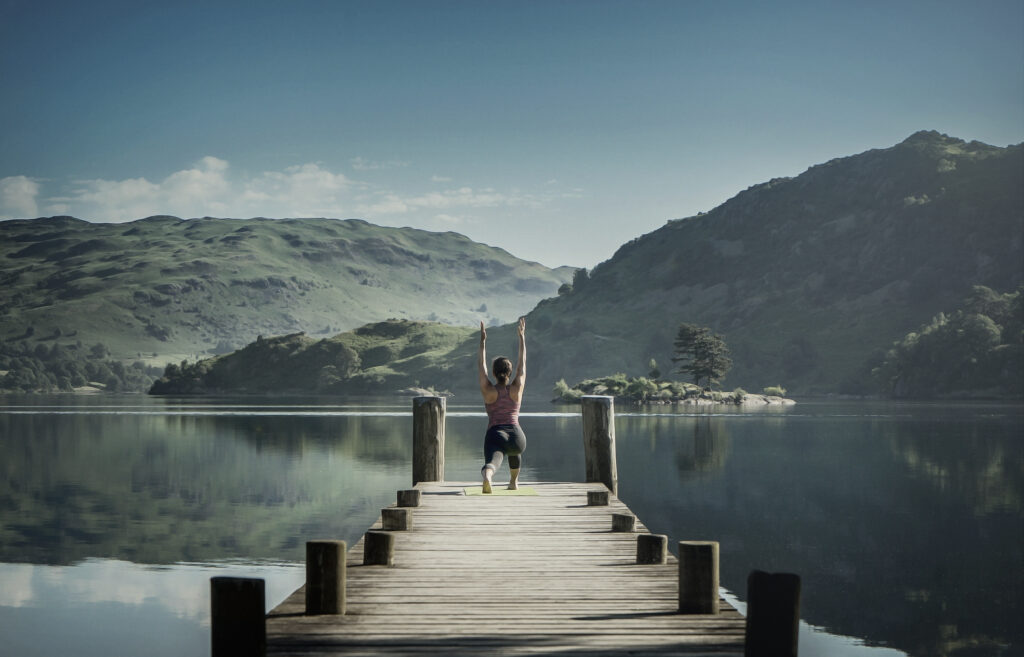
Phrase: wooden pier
[
  {"left": 211, "top": 397, "right": 800, "bottom": 657},
  {"left": 266, "top": 480, "right": 746, "bottom": 656}
]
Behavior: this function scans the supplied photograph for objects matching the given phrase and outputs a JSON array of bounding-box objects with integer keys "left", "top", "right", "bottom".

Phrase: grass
[{"left": 0, "top": 216, "right": 570, "bottom": 368}]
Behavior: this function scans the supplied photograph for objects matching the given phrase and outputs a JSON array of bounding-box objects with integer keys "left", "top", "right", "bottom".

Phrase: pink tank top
[{"left": 485, "top": 386, "right": 520, "bottom": 427}]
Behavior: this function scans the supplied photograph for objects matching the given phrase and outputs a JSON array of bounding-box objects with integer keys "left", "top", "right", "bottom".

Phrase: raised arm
[
  {"left": 511, "top": 317, "right": 526, "bottom": 397},
  {"left": 478, "top": 321, "right": 496, "bottom": 401}
]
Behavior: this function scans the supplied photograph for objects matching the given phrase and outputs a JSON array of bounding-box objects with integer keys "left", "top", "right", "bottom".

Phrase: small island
[
  {"left": 552, "top": 374, "right": 795, "bottom": 406},
  {"left": 552, "top": 323, "right": 795, "bottom": 406}
]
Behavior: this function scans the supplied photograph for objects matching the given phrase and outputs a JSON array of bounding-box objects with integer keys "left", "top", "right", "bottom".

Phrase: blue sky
[{"left": 1, "top": 0, "right": 1022, "bottom": 268}]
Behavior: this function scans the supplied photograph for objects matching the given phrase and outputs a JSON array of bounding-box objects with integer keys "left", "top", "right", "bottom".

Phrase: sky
[{"left": 1, "top": 0, "right": 1022, "bottom": 268}]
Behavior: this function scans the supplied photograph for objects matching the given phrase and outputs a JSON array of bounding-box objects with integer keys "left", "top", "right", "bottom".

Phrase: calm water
[{"left": 0, "top": 395, "right": 1020, "bottom": 657}]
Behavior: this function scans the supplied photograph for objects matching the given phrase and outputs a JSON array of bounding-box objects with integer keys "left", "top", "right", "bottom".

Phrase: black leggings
[{"left": 483, "top": 424, "right": 527, "bottom": 472}]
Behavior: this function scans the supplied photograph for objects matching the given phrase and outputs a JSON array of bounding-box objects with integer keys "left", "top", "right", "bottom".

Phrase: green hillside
[
  {"left": 0, "top": 216, "right": 572, "bottom": 367},
  {"left": 521, "top": 131, "right": 1023, "bottom": 395},
  {"left": 149, "top": 319, "right": 477, "bottom": 395}
]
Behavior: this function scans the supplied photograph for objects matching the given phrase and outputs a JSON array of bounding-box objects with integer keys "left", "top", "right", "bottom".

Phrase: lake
[{"left": 0, "top": 395, "right": 1020, "bottom": 657}]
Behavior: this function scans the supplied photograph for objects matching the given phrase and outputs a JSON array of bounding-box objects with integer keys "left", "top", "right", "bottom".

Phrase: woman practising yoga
[{"left": 478, "top": 317, "right": 527, "bottom": 494}]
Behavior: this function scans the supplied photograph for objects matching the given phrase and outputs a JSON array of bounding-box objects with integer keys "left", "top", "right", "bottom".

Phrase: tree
[{"left": 672, "top": 323, "right": 732, "bottom": 389}]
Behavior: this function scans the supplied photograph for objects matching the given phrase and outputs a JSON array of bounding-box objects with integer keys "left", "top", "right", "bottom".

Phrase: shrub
[
  {"left": 553, "top": 380, "right": 582, "bottom": 402},
  {"left": 624, "top": 377, "right": 659, "bottom": 402},
  {"left": 763, "top": 385, "right": 787, "bottom": 397}
]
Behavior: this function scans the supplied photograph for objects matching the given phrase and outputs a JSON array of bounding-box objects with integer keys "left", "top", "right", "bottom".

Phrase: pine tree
[{"left": 672, "top": 323, "right": 732, "bottom": 389}]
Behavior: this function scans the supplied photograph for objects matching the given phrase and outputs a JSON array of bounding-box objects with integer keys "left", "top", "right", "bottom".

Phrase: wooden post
[
  {"left": 382, "top": 507, "right": 412, "bottom": 530},
  {"left": 363, "top": 531, "right": 395, "bottom": 566},
  {"left": 587, "top": 490, "right": 609, "bottom": 506},
  {"left": 636, "top": 534, "right": 668, "bottom": 564},
  {"left": 397, "top": 489, "right": 421, "bottom": 507},
  {"left": 581, "top": 395, "right": 617, "bottom": 495},
  {"left": 678, "top": 541, "right": 719, "bottom": 614},
  {"left": 413, "top": 396, "right": 445, "bottom": 485},
  {"left": 210, "top": 576, "right": 265, "bottom": 657},
  {"left": 305, "top": 540, "right": 346, "bottom": 615},
  {"left": 611, "top": 513, "right": 636, "bottom": 532},
  {"left": 745, "top": 571, "right": 801, "bottom": 657}
]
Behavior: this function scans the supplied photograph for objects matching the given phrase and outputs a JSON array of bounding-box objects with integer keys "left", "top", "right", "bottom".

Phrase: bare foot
[
  {"left": 482, "top": 467, "right": 493, "bottom": 494},
  {"left": 507, "top": 481, "right": 519, "bottom": 490},
  {"left": 508, "top": 468, "right": 520, "bottom": 490}
]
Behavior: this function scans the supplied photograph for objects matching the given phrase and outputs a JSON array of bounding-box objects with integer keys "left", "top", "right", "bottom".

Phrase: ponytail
[{"left": 492, "top": 357, "right": 513, "bottom": 385}]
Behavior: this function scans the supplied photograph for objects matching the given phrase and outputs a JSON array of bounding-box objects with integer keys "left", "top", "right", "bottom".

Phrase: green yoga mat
[{"left": 463, "top": 486, "right": 538, "bottom": 496}]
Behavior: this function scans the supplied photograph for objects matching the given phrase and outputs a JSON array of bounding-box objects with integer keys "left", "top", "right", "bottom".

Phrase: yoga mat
[{"left": 463, "top": 486, "right": 538, "bottom": 496}]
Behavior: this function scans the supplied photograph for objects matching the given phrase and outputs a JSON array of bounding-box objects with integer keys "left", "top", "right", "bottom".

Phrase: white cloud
[
  {"left": 49, "top": 157, "right": 231, "bottom": 222},
  {"left": 431, "top": 175, "right": 452, "bottom": 183},
  {"left": 3, "top": 157, "right": 565, "bottom": 232},
  {"left": 350, "top": 156, "right": 410, "bottom": 171},
  {"left": 33, "top": 157, "right": 362, "bottom": 222},
  {"left": 0, "top": 175, "right": 41, "bottom": 218},
  {"left": 243, "top": 163, "right": 357, "bottom": 217},
  {"left": 355, "top": 186, "right": 537, "bottom": 218}
]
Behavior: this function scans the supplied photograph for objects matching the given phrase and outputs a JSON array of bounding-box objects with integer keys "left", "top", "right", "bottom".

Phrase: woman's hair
[{"left": 492, "top": 357, "right": 513, "bottom": 384}]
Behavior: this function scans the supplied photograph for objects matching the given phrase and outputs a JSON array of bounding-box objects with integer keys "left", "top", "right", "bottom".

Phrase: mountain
[
  {"left": 0, "top": 216, "right": 572, "bottom": 363},
  {"left": 5, "top": 132, "right": 1021, "bottom": 398},
  {"left": 521, "top": 131, "right": 1023, "bottom": 394},
  {"left": 148, "top": 132, "right": 1022, "bottom": 400}
]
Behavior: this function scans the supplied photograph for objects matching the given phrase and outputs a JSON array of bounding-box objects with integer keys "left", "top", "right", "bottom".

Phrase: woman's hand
[
  {"left": 480, "top": 321, "right": 487, "bottom": 343},
  {"left": 517, "top": 316, "right": 526, "bottom": 337}
]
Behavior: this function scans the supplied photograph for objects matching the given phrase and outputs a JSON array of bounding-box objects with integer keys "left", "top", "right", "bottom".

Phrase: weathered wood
[
  {"left": 679, "top": 541, "right": 720, "bottom": 614},
  {"left": 397, "top": 489, "right": 421, "bottom": 507},
  {"left": 211, "top": 576, "right": 265, "bottom": 657},
  {"left": 381, "top": 507, "right": 412, "bottom": 530},
  {"left": 744, "top": 571, "right": 801, "bottom": 657},
  {"left": 636, "top": 533, "right": 668, "bottom": 564},
  {"left": 267, "top": 482, "right": 746, "bottom": 656},
  {"left": 412, "top": 396, "right": 445, "bottom": 485},
  {"left": 305, "top": 541, "right": 346, "bottom": 615},
  {"left": 611, "top": 512, "right": 636, "bottom": 532},
  {"left": 587, "top": 489, "right": 610, "bottom": 506},
  {"left": 363, "top": 531, "right": 395, "bottom": 566},
  {"left": 581, "top": 396, "right": 618, "bottom": 495}
]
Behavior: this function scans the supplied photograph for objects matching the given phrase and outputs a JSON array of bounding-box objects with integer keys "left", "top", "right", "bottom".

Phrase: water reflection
[
  {"left": 0, "top": 559, "right": 300, "bottom": 657},
  {"left": 887, "top": 423, "right": 1022, "bottom": 516},
  {"left": 611, "top": 402, "right": 1023, "bottom": 657},
  {"left": 0, "top": 396, "right": 1020, "bottom": 657}
]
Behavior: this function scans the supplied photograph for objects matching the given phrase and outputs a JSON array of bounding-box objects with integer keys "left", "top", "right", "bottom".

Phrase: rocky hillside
[
  {"left": 520, "top": 131, "right": 1023, "bottom": 394},
  {"left": 0, "top": 216, "right": 572, "bottom": 363}
]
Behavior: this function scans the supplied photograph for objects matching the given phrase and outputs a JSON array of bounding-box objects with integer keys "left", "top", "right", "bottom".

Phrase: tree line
[
  {"left": 873, "top": 285, "right": 1022, "bottom": 398},
  {"left": 0, "top": 340, "right": 162, "bottom": 393}
]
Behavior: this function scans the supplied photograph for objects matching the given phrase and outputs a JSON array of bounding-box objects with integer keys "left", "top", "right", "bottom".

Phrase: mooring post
[
  {"left": 305, "top": 540, "right": 346, "bottom": 615},
  {"left": 397, "top": 489, "right": 421, "bottom": 507},
  {"left": 412, "top": 396, "right": 445, "bottom": 485},
  {"left": 611, "top": 513, "right": 636, "bottom": 532},
  {"left": 636, "top": 534, "right": 668, "bottom": 564},
  {"left": 581, "top": 395, "right": 618, "bottom": 495},
  {"left": 210, "top": 576, "right": 266, "bottom": 657},
  {"left": 744, "top": 571, "right": 801, "bottom": 657},
  {"left": 678, "top": 541, "right": 720, "bottom": 614},
  {"left": 363, "top": 530, "right": 396, "bottom": 566},
  {"left": 382, "top": 507, "right": 412, "bottom": 530}
]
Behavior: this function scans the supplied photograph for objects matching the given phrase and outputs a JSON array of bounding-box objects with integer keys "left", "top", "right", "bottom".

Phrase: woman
[{"left": 478, "top": 317, "right": 527, "bottom": 494}]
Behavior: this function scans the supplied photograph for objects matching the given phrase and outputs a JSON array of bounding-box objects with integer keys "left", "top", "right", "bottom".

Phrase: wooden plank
[{"left": 266, "top": 481, "right": 745, "bottom": 656}]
